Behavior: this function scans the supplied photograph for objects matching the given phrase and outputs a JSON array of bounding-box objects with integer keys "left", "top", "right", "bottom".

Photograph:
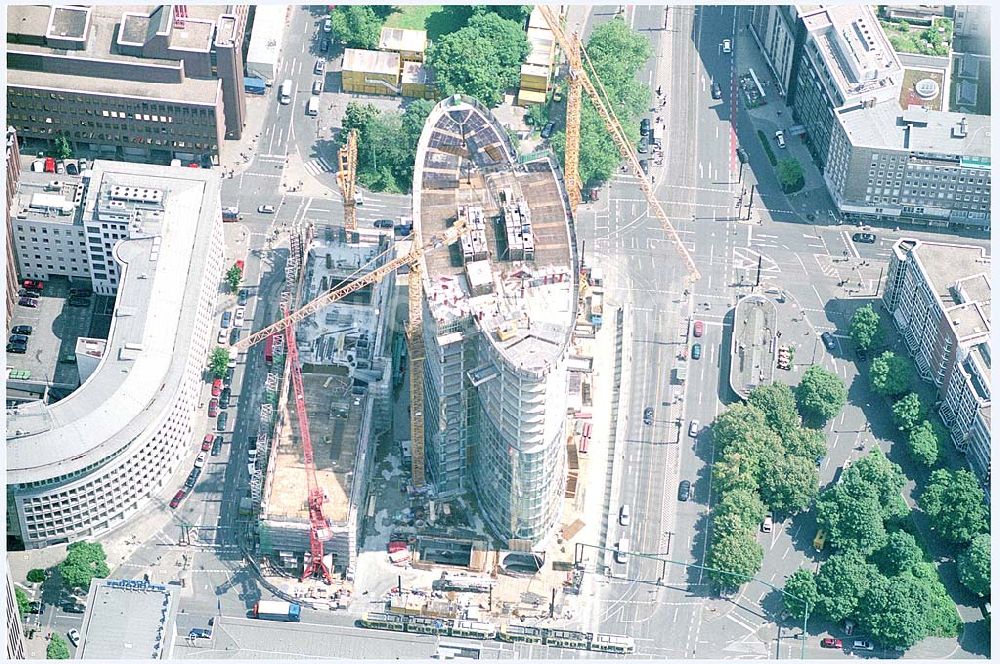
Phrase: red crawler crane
[{"left": 282, "top": 305, "right": 334, "bottom": 584}]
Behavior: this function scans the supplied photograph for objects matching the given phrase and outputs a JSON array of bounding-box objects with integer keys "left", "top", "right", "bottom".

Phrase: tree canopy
[
  {"left": 53, "top": 136, "right": 74, "bottom": 160},
  {"left": 426, "top": 13, "right": 530, "bottom": 107},
  {"left": 714, "top": 488, "right": 767, "bottom": 530},
  {"left": 341, "top": 100, "right": 434, "bottom": 193},
  {"left": 208, "top": 347, "right": 229, "bottom": 378},
  {"left": 707, "top": 526, "right": 764, "bottom": 591},
  {"left": 796, "top": 365, "right": 847, "bottom": 424},
  {"left": 848, "top": 304, "right": 883, "bottom": 352},
  {"left": 782, "top": 427, "right": 827, "bottom": 462},
  {"left": 47, "top": 633, "right": 71, "bottom": 659},
  {"left": 957, "top": 533, "right": 990, "bottom": 596},
  {"left": 328, "top": 6, "right": 384, "bottom": 49},
  {"left": 906, "top": 419, "right": 942, "bottom": 467},
  {"left": 58, "top": 541, "right": 109, "bottom": 590},
  {"left": 919, "top": 468, "right": 989, "bottom": 545},
  {"left": 748, "top": 383, "right": 800, "bottom": 437},
  {"left": 782, "top": 568, "right": 819, "bottom": 621},
  {"left": 759, "top": 454, "right": 819, "bottom": 514},
  {"left": 874, "top": 530, "right": 924, "bottom": 576},
  {"left": 891, "top": 392, "right": 925, "bottom": 432},
  {"left": 15, "top": 586, "right": 29, "bottom": 619},
  {"left": 815, "top": 550, "right": 881, "bottom": 622},
  {"left": 869, "top": 351, "right": 914, "bottom": 398},
  {"left": 776, "top": 158, "right": 805, "bottom": 193},
  {"left": 552, "top": 18, "right": 651, "bottom": 186},
  {"left": 225, "top": 264, "right": 242, "bottom": 293}
]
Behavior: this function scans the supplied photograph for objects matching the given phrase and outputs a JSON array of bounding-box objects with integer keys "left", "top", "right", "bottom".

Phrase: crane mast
[
  {"left": 337, "top": 129, "right": 359, "bottom": 232},
  {"left": 282, "top": 304, "right": 333, "bottom": 584},
  {"left": 538, "top": 6, "right": 701, "bottom": 284}
]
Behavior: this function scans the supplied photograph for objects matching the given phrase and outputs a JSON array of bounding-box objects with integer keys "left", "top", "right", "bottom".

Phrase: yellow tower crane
[
  {"left": 538, "top": 6, "right": 701, "bottom": 285},
  {"left": 337, "top": 129, "right": 359, "bottom": 232},
  {"left": 233, "top": 222, "right": 467, "bottom": 488}
]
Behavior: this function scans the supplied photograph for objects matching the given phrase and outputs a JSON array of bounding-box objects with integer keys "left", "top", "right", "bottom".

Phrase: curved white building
[
  {"left": 6, "top": 161, "right": 223, "bottom": 549},
  {"left": 413, "top": 95, "right": 577, "bottom": 543}
]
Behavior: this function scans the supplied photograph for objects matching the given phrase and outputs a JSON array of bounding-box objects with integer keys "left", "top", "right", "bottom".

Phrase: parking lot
[{"left": 6, "top": 277, "right": 109, "bottom": 393}]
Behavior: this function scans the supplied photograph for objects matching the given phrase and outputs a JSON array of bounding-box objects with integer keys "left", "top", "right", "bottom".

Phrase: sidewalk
[{"left": 735, "top": 23, "right": 835, "bottom": 224}]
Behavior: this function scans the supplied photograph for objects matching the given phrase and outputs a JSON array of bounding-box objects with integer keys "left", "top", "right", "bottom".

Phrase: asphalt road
[{"left": 574, "top": 4, "right": 990, "bottom": 660}]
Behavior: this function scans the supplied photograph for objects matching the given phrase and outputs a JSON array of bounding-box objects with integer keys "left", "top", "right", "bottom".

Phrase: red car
[
  {"left": 693, "top": 320, "right": 704, "bottom": 337},
  {"left": 169, "top": 489, "right": 186, "bottom": 509},
  {"left": 201, "top": 434, "right": 214, "bottom": 452},
  {"left": 820, "top": 638, "right": 843, "bottom": 649},
  {"left": 44, "top": 158, "right": 56, "bottom": 173},
  {"left": 235, "top": 259, "right": 245, "bottom": 272},
  {"left": 22, "top": 279, "right": 44, "bottom": 291},
  {"left": 211, "top": 378, "right": 223, "bottom": 396},
  {"left": 208, "top": 398, "right": 219, "bottom": 417}
]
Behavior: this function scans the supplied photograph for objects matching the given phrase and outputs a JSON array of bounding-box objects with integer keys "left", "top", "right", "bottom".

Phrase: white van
[
  {"left": 306, "top": 96, "right": 319, "bottom": 116},
  {"left": 615, "top": 538, "right": 630, "bottom": 564},
  {"left": 761, "top": 513, "right": 774, "bottom": 533},
  {"left": 279, "top": 79, "right": 292, "bottom": 105}
]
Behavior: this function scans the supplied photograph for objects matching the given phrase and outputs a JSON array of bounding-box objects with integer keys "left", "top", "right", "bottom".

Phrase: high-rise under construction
[{"left": 412, "top": 95, "right": 578, "bottom": 545}]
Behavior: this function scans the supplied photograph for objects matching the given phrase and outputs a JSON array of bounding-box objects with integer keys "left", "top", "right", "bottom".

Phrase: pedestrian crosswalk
[{"left": 303, "top": 156, "right": 336, "bottom": 177}]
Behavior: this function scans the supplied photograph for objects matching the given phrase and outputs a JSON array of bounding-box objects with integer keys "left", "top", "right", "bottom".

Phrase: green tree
[
  {"left": 776, "top": 158, "right": 804, "bottom": 193},
  {"left": 58, "top": 541, "right": 110, "bottom": 590},
  {"left": 551, "top": 19, "right": 650, "bottom": 185},
  {"left": 815, "top": 550, "right": 881, "bottom": 623},
  {"left": 26, "top": 568, "right": 46, "bottom": 583},
  {"left": 426, "top": 13, "right": 530, "bottom": 107},
  {"left": 874, "top": 530, "right": 924, "bottom": 576},
  {"left": 857, "top": 573, "right": 927, "bottom": 649},
  {"left": 957, "top": 533, "right": 990, "bottom": 596},
  {"left": 707, "top": 527, "right": 764, "bottom": 590},
  {"left": 906, "top": 419, "right": 941, "bottom": 467},
  {"left": 891, "top": 392, "right": 925, "bottom": 432},
  {"left": 906, "top": 562, "right": 961, "bottom": 638},
  {"left": 476, "top": 5, "right": 532, "bottom": 25},
  {"left": 747, "top": 383, "right": 800, "bottom": 437},
  {"left": 52, "top": 135, "right": 73, "bottom": 160},
  {"left": 208, "top": 347, "right": 230, "bottom": 378},
  {"left": 847, "top": 449, "right": 909, "bottom": 523},
  {"left": 15, "top": 586, "right": 29, "bottom": 619},
  {"left": 712, "top": 452, "right": 759, "bottom": 495},
  {"left": 849, "top": 304, "right": 883, "bottom": 352},
  {"left": 782, "top": 568, "right": 820, "bottom": 621},
  {"left": 759, "top": 454, "right": 819, "bottom": 514},
  {"left": 711, "top": 403, "right": 769, "bottom": 453},
  {"left": 714, "top": 488, "right": 767, "bottom": 530},
  {"left": 225, "top": 264, "right": 242, "bottom": 293},
  {"left": 796, "top": 365, "right": 847, "bottom": 424},
  {"left": 919, "top": 468, "right": 989, "bottom": 545},
  {"left": 817, "top": 484, "right": 888, "bottom": 554},
  {"left": 329, "top": 6, "right": 383, "bottom": 49},
  {"left": 47, "top": 633, "right": 71, "bottom": 659},
  {"left": 782, "top": 427, "right": 827, "bottom": 462},
  {"left": 869, "top": 351, "right": 914, "bottom": 398}
]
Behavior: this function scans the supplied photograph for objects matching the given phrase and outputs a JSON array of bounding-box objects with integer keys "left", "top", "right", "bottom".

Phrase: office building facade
[
  {"left": 883, "top": 238, "right": 991, "bottom": 490},
  {"left": 6, "top": 127, "right": 23, "bottom": 324},
  {"left": 6, "top": 161, "right": 224, "bottom": 549},
  {"left": 6, "top": 4, "right": 248, "bottom": 164}
]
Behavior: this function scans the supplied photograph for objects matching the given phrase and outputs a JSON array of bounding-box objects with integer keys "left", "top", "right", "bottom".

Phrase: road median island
[{"left": 756, "top": 129, "right": 777, "bottom": 166}]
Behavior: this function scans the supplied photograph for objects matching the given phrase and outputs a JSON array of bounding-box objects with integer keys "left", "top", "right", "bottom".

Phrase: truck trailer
[{"left": 251, "top": 600, "right": 301, "bottom": 622}]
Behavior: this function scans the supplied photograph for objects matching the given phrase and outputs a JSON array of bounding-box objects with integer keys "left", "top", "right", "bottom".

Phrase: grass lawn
[
  {"left": 880, "top": 17, "right": 953, "bottom": 57},
  {"left": 384, "top": 5, "right": 472, "bottom": 40}
]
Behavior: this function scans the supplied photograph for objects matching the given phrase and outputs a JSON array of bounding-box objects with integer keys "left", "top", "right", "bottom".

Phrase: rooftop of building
[
  {"left": 730, "top": 295, "right": 778, "bottom": 399},
  {"left": 838, "top": 101, "right": 991, "bottom": 157},
  {"left": 8, "top": 4, "right": 233, "bottom": 55},
  {"left": 262, "top": 373, "right": 363, "bottom": 525},
  {"left": 379, "top": 27, "right": 426, "bottom": 54},
  {"left": 6, "top": 66, "right": 221, "bottom": 105},
  {"left": 801, "top": 4, "right": 904, "bottom": 100},
  {"left": 78, "top": 578, "right": 179, "bottom": 660},
  {"left": 413, "top": 96, "right": 575, "bottom": 375},
  {"left": 12, "top": 168, "right": 88, "bottom": 226},
  {"left": 6, "top": 161, "right": 221, "bottom": 485},
  {"left": 342, "top": 48, "right": 400, "bottom": 76}
]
